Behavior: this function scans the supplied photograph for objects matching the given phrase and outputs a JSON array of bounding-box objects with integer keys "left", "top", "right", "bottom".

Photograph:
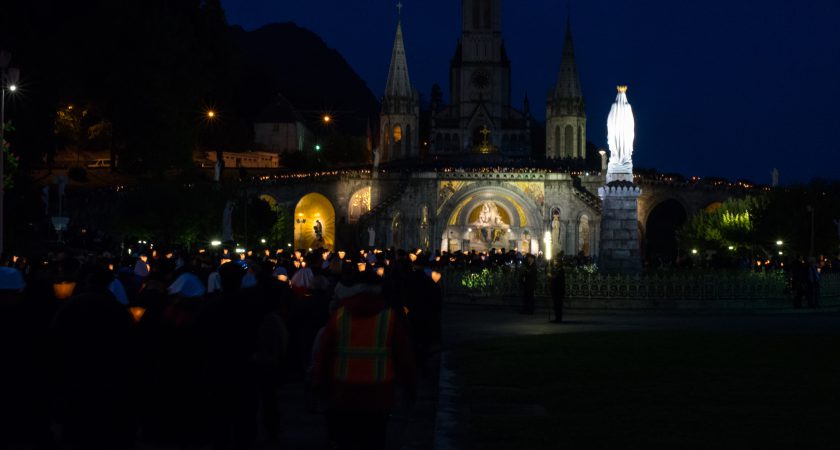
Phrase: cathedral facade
[
  {"left": 379, "top": 0, "right": 586, "bottom": 161},
  {"left": 359, "top": 1, "right": 600, "bottom": 258}
]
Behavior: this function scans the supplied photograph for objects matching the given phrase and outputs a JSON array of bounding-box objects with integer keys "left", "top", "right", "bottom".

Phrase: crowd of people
[{"left": 0, "top": 246, "right": 445, "bottom": 449}]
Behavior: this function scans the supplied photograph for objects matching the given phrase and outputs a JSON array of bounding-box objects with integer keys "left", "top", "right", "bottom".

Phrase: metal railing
[{"left": 441, "top": 267, "right": 840, "bottom": 305}]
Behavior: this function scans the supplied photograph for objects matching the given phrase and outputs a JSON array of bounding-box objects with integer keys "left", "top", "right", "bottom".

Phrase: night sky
[{"left": 222, "top": 0, "right": 840, "bottom": 184}]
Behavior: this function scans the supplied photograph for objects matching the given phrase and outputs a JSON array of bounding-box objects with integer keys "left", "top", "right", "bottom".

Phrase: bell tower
[
  {"left": 379, "top": 5, "right": 419, "bottom": 162},
  {"left": 546, "top": 18, "right": 586, "bottom": 159}
]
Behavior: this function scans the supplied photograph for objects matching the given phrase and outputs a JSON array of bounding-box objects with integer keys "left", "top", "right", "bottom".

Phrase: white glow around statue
[{"left": 606, "top": 86, "right": 635, "bottom": 182}]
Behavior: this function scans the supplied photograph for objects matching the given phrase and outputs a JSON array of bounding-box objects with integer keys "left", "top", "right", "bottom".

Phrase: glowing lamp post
[
  {"left": 0, "top": 52, "right": 20, "bottom": 256},
  {"left": 598, "top": 149, "right": 608, "bottom": 173}
]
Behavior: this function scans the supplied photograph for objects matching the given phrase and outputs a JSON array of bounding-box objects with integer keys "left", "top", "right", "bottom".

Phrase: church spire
[
  {"left": 384, "top": 14, "right": 413, "bottom": 99},
  {"left": 554, "top": 18, "right": 583, "bottom": 99}
]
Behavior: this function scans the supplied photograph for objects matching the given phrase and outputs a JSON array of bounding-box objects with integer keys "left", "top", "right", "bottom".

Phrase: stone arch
[
  {"left": 564, "top": 124, "right": 573, "bottom": 158},
  {"left": 294, "top": 193, "right": 336, "bottom": 250},
  {"left": 259, "top": 194, "right": 279, "bottom": 209},
  {"left": 645, "top": 199, "right": 688, "bottom": 264}
]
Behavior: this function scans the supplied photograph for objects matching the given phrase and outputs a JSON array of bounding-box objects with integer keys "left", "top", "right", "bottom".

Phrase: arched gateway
[{"left": 439, "top": 185, "right": 544, "bottom": 254}]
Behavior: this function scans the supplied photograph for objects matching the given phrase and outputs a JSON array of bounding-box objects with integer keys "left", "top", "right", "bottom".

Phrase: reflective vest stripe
[
  {"left": 336, "top": 308, "right": 351, "bottom": 380},
  {"left": 333, "top": 306, "right": 394, "bottom": 384}
]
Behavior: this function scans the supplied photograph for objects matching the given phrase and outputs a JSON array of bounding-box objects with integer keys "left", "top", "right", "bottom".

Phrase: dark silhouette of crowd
[{"left": 0, "top": 246, "right": 443, "bottom": 450}]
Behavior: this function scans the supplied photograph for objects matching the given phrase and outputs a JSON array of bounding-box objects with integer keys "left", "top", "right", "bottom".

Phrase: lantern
[
  {"left": 376, "top": 267, "right": 385, "bottom": 277},
  {"left": 53, "top": 281, "right": 77, "bottom": 300},
  {"left": 129, "top": 306, "right": 146, "bottom": 323},
  {"left": 108, "top": 264, "right": 114, "bottom": 272}
]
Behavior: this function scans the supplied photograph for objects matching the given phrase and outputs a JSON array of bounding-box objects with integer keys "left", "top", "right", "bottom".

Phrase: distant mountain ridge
[{"left": 232, "top": 22, "right": 380, "bottom": 136}]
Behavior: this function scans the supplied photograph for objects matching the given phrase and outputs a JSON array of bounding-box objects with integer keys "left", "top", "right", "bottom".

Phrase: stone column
[{"left": 598, "top": 182, "right": 642, "bottom": 273}]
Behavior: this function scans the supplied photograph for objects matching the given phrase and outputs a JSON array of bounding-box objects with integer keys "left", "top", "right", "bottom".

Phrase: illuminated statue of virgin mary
[{"left": 607, "top": 85, "right": 635, "bottom": 182}]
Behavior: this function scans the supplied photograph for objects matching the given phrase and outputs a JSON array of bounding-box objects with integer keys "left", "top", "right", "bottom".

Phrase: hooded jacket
[{"left": 314, "top": 281, "right": 415, "bottom": 411}]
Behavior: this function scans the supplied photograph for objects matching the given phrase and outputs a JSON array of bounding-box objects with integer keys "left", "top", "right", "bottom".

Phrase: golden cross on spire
[{"left": 480, "top": 125, "right": 491, "bottom": 144}]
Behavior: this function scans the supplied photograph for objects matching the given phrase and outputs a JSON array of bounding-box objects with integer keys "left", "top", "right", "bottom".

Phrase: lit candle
[
  {"left": 431, "top": 271, "right": 442, "bottom": 284},
  {"left": 53, "top": 282, "right": 77, "bottom": 300},
  {"left": 129, "top": 306, "right": 146, "bottom": 323}
]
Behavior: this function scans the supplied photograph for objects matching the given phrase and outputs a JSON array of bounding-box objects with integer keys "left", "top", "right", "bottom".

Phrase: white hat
[
  {"left": 0, "top": 267, "right": 25, "bottom": 292},
  {"left": 168, "top": 272, "right": 206, "bottom": 298}
]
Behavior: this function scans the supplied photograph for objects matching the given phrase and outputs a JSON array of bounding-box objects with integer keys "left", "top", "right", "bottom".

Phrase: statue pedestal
[{"left": 598, "top": 181, "right": 642, "bottom": 273}]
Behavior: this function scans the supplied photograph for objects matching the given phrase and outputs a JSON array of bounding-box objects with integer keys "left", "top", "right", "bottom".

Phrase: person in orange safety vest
[{"left": 313, "top": 267, "right": 416, "bottom": 450}]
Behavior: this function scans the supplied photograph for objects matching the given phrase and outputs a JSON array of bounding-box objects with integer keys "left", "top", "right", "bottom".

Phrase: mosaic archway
[
  {"left": 440, "top": 186, "right": 543, "bottom": 254},
  {"left": 294, "top": 193, "right": 336, "bottom": 250},
  {"left": 347, "top": 187, "right": 371, "bottom": 224}
]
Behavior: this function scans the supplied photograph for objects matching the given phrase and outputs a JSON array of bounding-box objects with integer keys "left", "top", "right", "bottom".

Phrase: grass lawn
[{"left": 450, "top": 331, "right": 840, "bottom": 449}]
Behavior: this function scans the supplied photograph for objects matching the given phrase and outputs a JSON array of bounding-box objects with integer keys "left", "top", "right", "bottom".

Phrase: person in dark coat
[
  {"left": 520, "top": 254, "right": 537, "bottom": 315},
  {"left": 550, "top": 264, "right": 566, "bottom": 323},
  {"left": 51, "top": 266, "right": 137, "bottom": 449}
]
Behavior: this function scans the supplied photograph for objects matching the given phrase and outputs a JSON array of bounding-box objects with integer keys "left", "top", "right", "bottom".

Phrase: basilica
[
  {"left": 260, "top": 0, "right": 671, "bottom": 272},
  {"left": 379, "top": 0, "right": 586, "bottom": 161}
]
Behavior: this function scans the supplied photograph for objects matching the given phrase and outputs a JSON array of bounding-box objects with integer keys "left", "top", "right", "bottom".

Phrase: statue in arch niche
[
  {"left": 313, "top": 220, "right": 324, "bottom": 245},
  {"left": 472, "top": 201, "right": 508, "bottom": 228}
]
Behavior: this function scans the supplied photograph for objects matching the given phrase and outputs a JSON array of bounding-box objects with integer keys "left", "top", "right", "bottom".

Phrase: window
[
  {"left": 564, "top": 125, "right": 574, "bottom": 158},
  {"left": 393, "top": 124, "right": 402, "bottom": 143}
]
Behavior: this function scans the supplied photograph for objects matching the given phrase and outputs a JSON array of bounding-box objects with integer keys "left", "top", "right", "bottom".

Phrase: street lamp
[
  {"left": 598, "top": 149, "right": 608, "bottom": 173},
  {"left": 0, "top": 50, "right": 20, "bottom": 257}
]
